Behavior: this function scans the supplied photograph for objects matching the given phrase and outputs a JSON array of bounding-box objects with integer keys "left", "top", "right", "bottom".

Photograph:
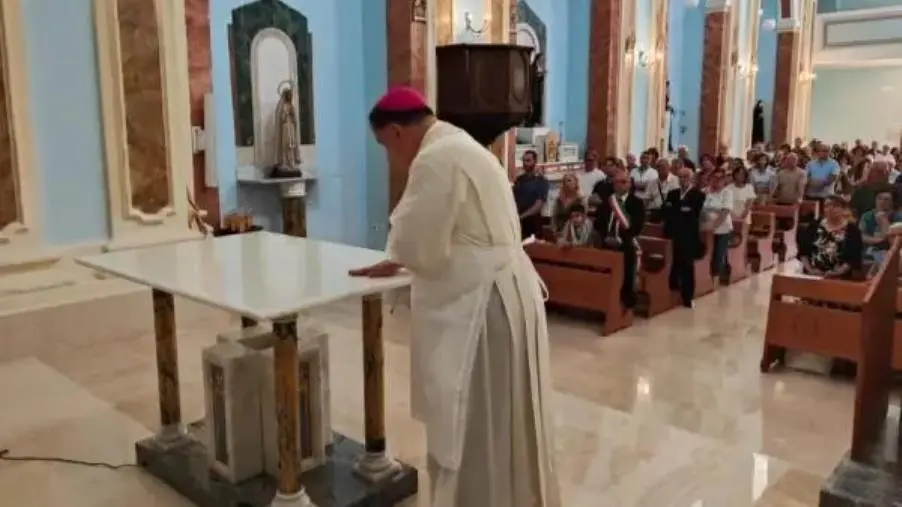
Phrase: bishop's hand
[{"left": 348, "top": 260, "right": 403, "bottom": 278}]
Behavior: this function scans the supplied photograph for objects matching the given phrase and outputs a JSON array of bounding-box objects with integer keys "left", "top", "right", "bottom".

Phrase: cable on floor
[{"left": 0, "top": 448, "right": 136, "bottom": 470}]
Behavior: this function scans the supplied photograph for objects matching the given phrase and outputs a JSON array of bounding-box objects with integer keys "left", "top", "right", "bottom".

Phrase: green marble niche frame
[
  {"left": 229, "top": 0, "right": 315, "bottom": 147},
  {"left": 517, "top": 0, "right": 547, "bottom": 60}
]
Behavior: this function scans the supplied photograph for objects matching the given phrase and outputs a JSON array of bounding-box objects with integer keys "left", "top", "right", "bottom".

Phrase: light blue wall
[
  {"left": 666, "top": 0, "right": 686, "bottom": 152},
  {"left": 565, "top": 0, "right": 591, "bottom": 150},
  {"left": 677, "top": 2, "right": 705, "bottom": 156},
  {"left": 630, "top": 0, "right": 652, "bottom": 154},
  {"left": 211, "top": 0, "right": 384, "bottom": 247},
  {"left": 756, "top": 0, "right": 778, "bottom": 143},
  {"left": 23, "top": 0, "right": 109, "bottom": 245}
]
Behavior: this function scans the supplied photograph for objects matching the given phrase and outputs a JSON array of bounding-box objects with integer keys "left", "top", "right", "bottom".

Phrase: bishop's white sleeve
[{"left": 387, "top": 151, "right": 466, "bottom": 276}]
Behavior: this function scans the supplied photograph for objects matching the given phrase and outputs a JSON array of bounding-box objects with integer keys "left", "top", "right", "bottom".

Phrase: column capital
[
  {"left": 776, "top": 18, "right": 800, "bottom": 32},
  {"left": 706, "top": 0, "right": 731, "bottom": 13}
]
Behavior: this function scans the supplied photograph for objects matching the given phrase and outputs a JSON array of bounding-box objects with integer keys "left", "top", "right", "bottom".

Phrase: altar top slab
[{"left": 76, "top": 232, "right": 410, "bottom": 321}]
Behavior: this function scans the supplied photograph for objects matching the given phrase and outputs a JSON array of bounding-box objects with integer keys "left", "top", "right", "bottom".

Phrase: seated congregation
[{"left": 512, "top": 138, "right": 902, "bottom": 342}]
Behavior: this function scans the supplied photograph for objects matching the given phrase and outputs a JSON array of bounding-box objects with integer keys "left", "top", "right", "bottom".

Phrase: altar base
[{"left": 136, "top": 428, "right": 418, "bottom": 507}]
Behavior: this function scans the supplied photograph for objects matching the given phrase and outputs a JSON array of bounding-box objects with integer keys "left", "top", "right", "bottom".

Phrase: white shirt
[
  {"left": 890, "top": 169, "right": 900, "bottom": 184},
  {"left": 703, "top": 187, "right": 733, "bottom": 234},
  {"left": 647, "top": 173, "right": 679, "bottom": 209},
  {"left": 629, "top": 166, "right": 659, "bottom": 201},
  {"left": 577, "top": 168, "right": 606, "bottom": 196},
  {"left": 726, "top": 183, "right": 756, "bottom": 223}
]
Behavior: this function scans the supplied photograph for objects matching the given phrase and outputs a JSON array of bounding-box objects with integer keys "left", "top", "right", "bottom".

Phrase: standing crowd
[{"left": 513, "top": 137, "right": 902, "bottom": 309}]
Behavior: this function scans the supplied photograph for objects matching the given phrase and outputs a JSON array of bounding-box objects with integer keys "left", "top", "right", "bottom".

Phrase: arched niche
[
  {"left": 516, "top": 0, "right": 547, "bottom": 127},
  {"left": 250, "top": 28, "right": 299, "bottom": 168},
  {"left": 228, "top": 0, "right": 315, "bottom": 152}
]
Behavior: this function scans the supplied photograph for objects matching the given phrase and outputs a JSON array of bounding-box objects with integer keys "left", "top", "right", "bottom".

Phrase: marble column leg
[
  {"left": 152, "top": 289, "right": 186, "bottom": 444},
  {"left": 281, "top": 197, "right": 307, "bottom": 238},
  {"left": 354, "top": 294, "right": 401, "bottom": 482},
  {"left": 270, "top": 317, "right": 314, "bottom": 507}
]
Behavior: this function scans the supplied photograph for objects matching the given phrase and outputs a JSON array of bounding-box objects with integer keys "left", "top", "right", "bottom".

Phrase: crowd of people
[{"left": 512, "top": 137, "right": 902, "bottom": 309}]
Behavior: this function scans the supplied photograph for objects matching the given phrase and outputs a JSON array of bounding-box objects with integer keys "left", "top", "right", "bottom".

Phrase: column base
[
  {"left": 135, "top": 424, "right": 418, "bottom": 507},
  {"left": 149, "top": 424, "right": 189, "bottom": 450},
  {"left": 270, "top": 490, "right": 315, "bottom": 507},
  {"left": 353, "top": 452, "right": 403, "bottom": 483},
  {"left": 819, "top": 452, "right": 902, "bottom": 507}
]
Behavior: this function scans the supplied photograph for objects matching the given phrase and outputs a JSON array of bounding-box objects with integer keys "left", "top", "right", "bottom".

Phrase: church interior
[{"left": 2, "top": 0, "right": 902, "bottom": 505}]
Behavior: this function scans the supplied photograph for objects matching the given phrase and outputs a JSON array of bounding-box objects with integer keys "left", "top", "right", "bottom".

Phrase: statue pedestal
[{"left": 237, "top": 166, "right": 315, "bottom": 237}]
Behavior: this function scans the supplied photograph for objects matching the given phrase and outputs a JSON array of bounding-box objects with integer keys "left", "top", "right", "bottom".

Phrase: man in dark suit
[
  {"left": 663, "top": 167, "right": 706, "bottom": 308},
  {"left": 592, "top": 169, "right": 645, "bottom": 310}
]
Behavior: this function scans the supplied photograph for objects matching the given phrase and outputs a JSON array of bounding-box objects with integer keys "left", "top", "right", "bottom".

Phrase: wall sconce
[
  {"left": 464, "top": 11, "right": 490, "bottom": 35},
  {"left": 761, "top": 18, "right": 777, "bottom": 31},
  {"left": 799, "top": 71, "right": 818, "bottom": 81},
  {"left": 634, "top": 49, "right": 662, "bottom": 69},
  {"left": 737, "top": 63, "right": 759, "bottom": 77}
]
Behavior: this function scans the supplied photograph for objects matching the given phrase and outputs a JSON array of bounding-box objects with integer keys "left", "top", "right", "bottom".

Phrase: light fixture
[
  {"left": 738, "top": 62, "right": 759, "bottom": 77},
  {"left": 464, "top": 10, "right": 489, "bottom": 35},
  {"left": 761, "top": 18, "right": 776, "bottom": 31},
  {"left": 799, "top": 71, "right": 818, "bottom": 81},
  {"left": 685, "top": 0, "right": 700, "bottom": 7},
  {"left": 633, "top": 48, "right": 661, "bottom": 69}
]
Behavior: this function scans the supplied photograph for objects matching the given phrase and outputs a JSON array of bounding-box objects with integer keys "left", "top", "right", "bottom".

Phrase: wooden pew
[
  {"left": 752, "top": 204, "right": 798, "bottom": 261},
  {"left": 525, "top": 242, "right": 633, "bottom": 335},
  {"left": 760, "top": 241, "right": 900, "bottom": 381},
  {"left": 817, "top": 241, "right": 900, "bottom": 501},
  {"left": 642, "top": 224, "right": 715, "bottom": 298},
  {"left": 726, "top": 220, "right": 750, "bottom": 284},
  {"left": 747, "top": 211, "right": 776, "bottom": 272},
  {"left": 637, "top": 236, "right": 676, "bottom": 317}
]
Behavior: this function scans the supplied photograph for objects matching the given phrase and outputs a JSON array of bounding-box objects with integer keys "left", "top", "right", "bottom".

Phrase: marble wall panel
[
  {"left": 587, "top": 0, "right": 622, "bottom": 156},
  {"left": 117, "top": 0, "right": 171, "bottom": 215},
  {"left": 0, "top": 17, "right": 18, "bottom": 230},
  {"left": 185, "top": 0, "right": 219, "bottom": 225},
  {"left": 771, "top": 32, "right": 797, "bottom": 145},
  {"left": 698, "top": 10, "right": 729, "bottom": 157},
  {"left": 386, "top": 0, "right": 427, "bottom": 210}
]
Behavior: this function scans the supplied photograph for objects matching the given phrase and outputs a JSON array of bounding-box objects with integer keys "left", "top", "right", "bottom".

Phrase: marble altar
[{"left": 76, "top": 232, "right": 416, "bottom": 507}]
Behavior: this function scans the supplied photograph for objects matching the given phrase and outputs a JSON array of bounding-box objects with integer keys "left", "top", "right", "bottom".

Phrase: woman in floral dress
[{"left": 799, "top": 195, "right": 863, "bottom": 279}]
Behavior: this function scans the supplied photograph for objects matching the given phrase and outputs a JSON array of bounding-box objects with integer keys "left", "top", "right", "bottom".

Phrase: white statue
[{"left": 274, "top": 80, "right": 300, "bottom": 170}]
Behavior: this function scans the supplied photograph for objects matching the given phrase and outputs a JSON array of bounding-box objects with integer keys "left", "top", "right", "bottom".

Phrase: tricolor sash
[{"left": 608, "top": 194, "right": 642, "bottom": 255}]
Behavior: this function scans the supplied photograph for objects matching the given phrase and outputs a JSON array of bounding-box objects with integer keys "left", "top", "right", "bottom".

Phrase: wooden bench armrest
[
  {"left": 750, "top": 211, "right": 776, "bottom": 239},
  {"left": 638, "top": 236, "right": 672, "bottom": 273},
  {"left": 753, "top": 204, "right": 799, "bottom": 230}
]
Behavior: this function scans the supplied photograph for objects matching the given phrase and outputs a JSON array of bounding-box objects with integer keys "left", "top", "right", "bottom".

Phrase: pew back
[{"left": 525, "top": 242, "right": 633, "bottom": 334}]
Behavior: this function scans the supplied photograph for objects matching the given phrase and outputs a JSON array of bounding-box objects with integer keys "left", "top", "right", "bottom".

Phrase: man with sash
[
  {"left": 349, "top": 87, "right": 560, "bottom": 507},
  {"left": 592, "top": 169, "right": 645, "bottom": 310}
]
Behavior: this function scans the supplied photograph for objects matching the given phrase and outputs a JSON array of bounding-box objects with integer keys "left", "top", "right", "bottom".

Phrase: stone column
[
  {"left": 697, "top": 2, "right": 732, "bottom": 157},
  {"left": 770, "top": 19, "right": 800, "bottom": 146},
  {"left": 587, "top": 0, "right": 623, "bottom": 156},
  {"left": 386, "top": 0, "right": 428, "bottom": 210},
  {"left": 184, "top": 0, "right": 219, "bottom": 226}
]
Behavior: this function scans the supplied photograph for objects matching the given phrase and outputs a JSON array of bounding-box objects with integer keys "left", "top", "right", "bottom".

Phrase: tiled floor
[{"left": 0, "top": 269, "right": 856, "bottom": 506}]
